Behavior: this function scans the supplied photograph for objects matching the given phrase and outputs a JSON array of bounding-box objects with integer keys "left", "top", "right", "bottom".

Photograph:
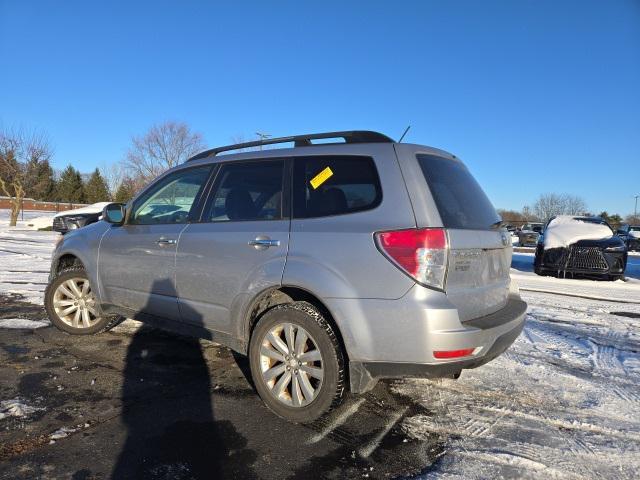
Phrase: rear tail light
[
  {"left": 433, "top": 348, "right": 475, "bottom": 359},
  {"left": 375, "top": 228, "right": 448, "bottom": 290}
]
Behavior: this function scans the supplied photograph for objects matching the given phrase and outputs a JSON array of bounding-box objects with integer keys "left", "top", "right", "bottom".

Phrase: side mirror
[{"left": 103, "top": 203, "right": 126, "bottom": 225}]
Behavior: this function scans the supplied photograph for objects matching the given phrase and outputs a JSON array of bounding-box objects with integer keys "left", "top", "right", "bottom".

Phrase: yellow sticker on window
[{"left": 310, "top": 167, "right": 334, "bottom": 190}]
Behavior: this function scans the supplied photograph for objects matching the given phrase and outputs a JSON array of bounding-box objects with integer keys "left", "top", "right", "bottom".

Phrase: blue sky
[{"left": 1, "top": 1, "right": 638, "bottom": 215}]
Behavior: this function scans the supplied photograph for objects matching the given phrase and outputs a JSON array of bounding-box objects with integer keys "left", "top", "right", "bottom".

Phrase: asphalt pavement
[{"left": 0, "top": 294, "right": 443, "bottom": 480}]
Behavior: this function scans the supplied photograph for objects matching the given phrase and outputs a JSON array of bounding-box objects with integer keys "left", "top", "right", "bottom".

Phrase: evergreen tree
[
  {"left": 56, "top": 165, "right": 86, "bottom": 203},
  {"left": 114, "top": 177, "right": 136, "bottom": 203},
  {"left": 24, "top": 158, "right": 56, "bottom": 200},
  {"left": 84, "top": 168, "right": 111, "bottom": 203}
]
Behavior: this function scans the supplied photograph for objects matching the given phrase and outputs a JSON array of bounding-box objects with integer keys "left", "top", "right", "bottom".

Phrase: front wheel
[
  {"left": 45, "top": 267, "right": 122, "bottom": 335},
  {"left": 249, "top": 302, "right": 346, "bottom": 423}
]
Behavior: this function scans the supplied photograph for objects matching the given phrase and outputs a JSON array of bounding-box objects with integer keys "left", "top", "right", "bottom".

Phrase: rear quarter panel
[{"left": 283, "top": 143, "right": 416, "bottom": 299}]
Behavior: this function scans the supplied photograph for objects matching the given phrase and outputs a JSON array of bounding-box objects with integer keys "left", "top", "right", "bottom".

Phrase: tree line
[
  {"left": 0, "top": 121, "right": 204, "bottom": 226},
  {"left": 3, "top": 122, "right": 638, "bottom": 229},
  {"left": 498, "top": 193, "right": 638, "bottom": 229}
]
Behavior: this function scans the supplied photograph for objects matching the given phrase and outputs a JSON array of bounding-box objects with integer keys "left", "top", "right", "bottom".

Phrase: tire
[
  {"left": 45, "top": 266, "right": 123, "bottom": 335},
  {"left": 533, "top": 253, "right": 544, "bottom": 276},
  {"left": 248, "top": 301, "right": 346, "bottom": 423}
]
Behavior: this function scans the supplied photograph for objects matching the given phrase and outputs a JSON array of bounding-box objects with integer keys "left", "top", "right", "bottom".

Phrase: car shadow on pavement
[{"left": 111, "top": 279, "right": 257, "bottom": 479}]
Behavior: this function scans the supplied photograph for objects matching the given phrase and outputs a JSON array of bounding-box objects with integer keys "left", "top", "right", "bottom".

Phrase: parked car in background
[
  {"left": 517, "top": 222, "right": 543, "bottom": 247},
  {"left": 617, "top": 224, "right": 640, "bottom": 252},
  {"left": 534, "top": 216, "right": 627, "bottom": 280},
  {"left": 52, "top": 202, "right": 111, "bottom": 234},
  {"left": 44, "top": 131, "right": 526, "bottom": 423}
]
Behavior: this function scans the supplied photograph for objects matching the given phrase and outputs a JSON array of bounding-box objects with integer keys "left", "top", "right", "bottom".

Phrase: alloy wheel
[
  {"left": 259, "top": 322, "right": 324, "bottom": 407},
  {"left": 52, "top": 277, "right": 100, "bottom": 328}
]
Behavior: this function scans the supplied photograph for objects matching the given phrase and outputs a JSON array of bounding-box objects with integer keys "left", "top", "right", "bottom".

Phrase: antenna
[{"left": 398, "top": 125, "right": 411, "bottom": 143}]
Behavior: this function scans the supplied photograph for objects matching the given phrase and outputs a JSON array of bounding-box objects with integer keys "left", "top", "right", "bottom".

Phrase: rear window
[
  {"left": 417, "top": 154, "right": 499, "bottom": 230},
  {"left": 293, "top": 156, "right": 382, "bottom": 218}
]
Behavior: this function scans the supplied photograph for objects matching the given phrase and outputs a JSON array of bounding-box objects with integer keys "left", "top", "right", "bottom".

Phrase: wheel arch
[
  {"left": 50, "top": 248, "right": 102, "bottom": 303},
  {"left": 243, "top": 285, "right": 351, "bottom": 366},
  {"left": 53, "top": 253, "right": 86, "bottom": 276}
]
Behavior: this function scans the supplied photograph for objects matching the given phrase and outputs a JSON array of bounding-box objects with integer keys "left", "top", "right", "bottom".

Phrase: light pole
[
  {"left": 634, "top": 195, "right": 639, "bottom": 220},
  {"left": 256, "top": 132, "right": 271, "bottom": 150}
]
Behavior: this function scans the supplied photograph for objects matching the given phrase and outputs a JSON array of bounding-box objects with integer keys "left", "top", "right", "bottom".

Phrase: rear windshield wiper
[{"left": 490, "top": 220, "right": 505, "bottom": 229}]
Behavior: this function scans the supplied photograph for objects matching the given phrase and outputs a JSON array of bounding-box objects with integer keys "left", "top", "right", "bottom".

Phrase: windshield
[
  {"left": 575, "top": 217, "right": 605, "bottom": 225},
  {"left": 416, "top": 154, "right": 499, "bottom": 230},
  {"left": 573, "top": 217, "right": 613, "bottom": 232}
]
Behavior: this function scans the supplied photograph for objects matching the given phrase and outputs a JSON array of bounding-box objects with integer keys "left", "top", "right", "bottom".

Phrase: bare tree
[
  {"left": 521, "top": 205, "right": 540, "bottom": 222},
  {"left": 625, "top": 214, "right": 640, "bottom": 225},
  {"left": 533, "top": 193, "right": 587, "bottom": 221},
  {"left": 124, "top": 121, "right": 205, "bottom": 184},
  {"left": 563, "top": 194, "right": 587, "bottom": 216},
  {"left": 100, "top": 161, "right": 125, "bottom": 199},
  {"left": 0, "top": 128, "right": 52, "bottom": 226},
  {"left": 496, "top": 209, "right": 526, "bottom": 224}
]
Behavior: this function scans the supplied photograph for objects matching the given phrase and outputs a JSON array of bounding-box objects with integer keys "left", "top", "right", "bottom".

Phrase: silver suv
[{"left": 45, "top": 131, "right": 527, "bottom": 422}]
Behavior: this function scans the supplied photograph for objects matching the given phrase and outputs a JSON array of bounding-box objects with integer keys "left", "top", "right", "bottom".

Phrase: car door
[
  {"left": 98, "top": 165, "right": 212, "bottom": 320},
  {"left": 175, "top": 159, "right": 289, "bottom": 335}
]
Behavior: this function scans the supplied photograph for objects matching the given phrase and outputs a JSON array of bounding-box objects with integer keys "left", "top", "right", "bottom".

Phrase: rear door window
[
  {"left": 417, "top": 154, "right": 499, "bottom": 230},
  {"left": 293, "top": 156, "right": 382, "bottom": 218}
]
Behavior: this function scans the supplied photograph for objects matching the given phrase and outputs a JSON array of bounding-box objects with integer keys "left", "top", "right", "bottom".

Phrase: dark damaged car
[
  {"left": 53, "top": 202, "right": 111, "bottom": 234},
  {"left": 534, "top": 216, "right": 627, "bottom": 280}
]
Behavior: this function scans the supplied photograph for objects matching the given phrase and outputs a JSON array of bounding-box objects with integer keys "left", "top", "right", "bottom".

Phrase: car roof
[
  {"left": 188, "top": 130, "right": 394, "bottom": 161},
  {"left": 177, "top": 131, "right": 457, "bottom": 170}
]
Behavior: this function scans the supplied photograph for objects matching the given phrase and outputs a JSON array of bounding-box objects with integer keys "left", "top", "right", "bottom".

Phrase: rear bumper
[
  {"left": 325, "top": 288, "right": 528, "bottom": 393},
  {"left": 350, "top": 317, "right": 525, "bottom": 392},
  {"left": 518, "top": 233, "right": 539, "bottom": 246}
]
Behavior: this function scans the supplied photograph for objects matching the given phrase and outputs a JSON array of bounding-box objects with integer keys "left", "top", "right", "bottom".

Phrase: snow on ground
[
  {"left": 0, "top": 398, "right": 45, "bottom": 420},
  {"left": 396, "top": 254, "right": 640, "bottom": 479},
  {"left": 1, "top": 211, "right": 640, "bottom": 478},
  {"left": 0, "top": 318, "right": 49, "bottom": 329},
  {"left": 512, "top": 252, "right": 640, "bottom": 303},
  {"left": 0, "top": 209, "right": 58, "bottom": 304},
  {"left": 397, "top": 289, "right": 640, "bottom": 479}
]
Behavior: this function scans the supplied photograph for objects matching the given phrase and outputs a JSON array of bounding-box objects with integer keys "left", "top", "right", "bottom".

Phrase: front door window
[{"left": 130, "top": 166, "right": 212, "bottom": 225}]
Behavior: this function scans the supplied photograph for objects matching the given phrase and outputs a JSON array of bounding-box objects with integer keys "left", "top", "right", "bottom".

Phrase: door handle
[
  {"left": 248, "top": 237, "right": 280, "bottom": 249},
  {"left": 156, "top": 238, "right": 177, "bottom": 246}
]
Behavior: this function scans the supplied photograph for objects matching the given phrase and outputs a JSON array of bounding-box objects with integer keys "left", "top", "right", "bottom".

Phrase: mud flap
[{"left": 349, "top": 362, "right": 379, "bottom": 394}]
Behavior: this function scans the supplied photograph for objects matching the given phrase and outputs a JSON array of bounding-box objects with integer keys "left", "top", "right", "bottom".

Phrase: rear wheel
[
  {"left": 249, "top": 301, "right": 345, "bottom": 423},
  {"left": 45, "top": 267, "right": 123, "bottom": 335}
]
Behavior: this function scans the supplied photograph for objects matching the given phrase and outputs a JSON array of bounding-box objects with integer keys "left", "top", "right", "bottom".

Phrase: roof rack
[{"left": 187, "top": 130, "right": 394, "bottom": 162}]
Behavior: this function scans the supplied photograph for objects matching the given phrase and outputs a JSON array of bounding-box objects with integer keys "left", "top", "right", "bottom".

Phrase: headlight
[
  {"left": 605, "top": 245, "right": 626, "bottom": 252},
  {"left": 66, "top": 216, "right": 87, "bottom": 229}
]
